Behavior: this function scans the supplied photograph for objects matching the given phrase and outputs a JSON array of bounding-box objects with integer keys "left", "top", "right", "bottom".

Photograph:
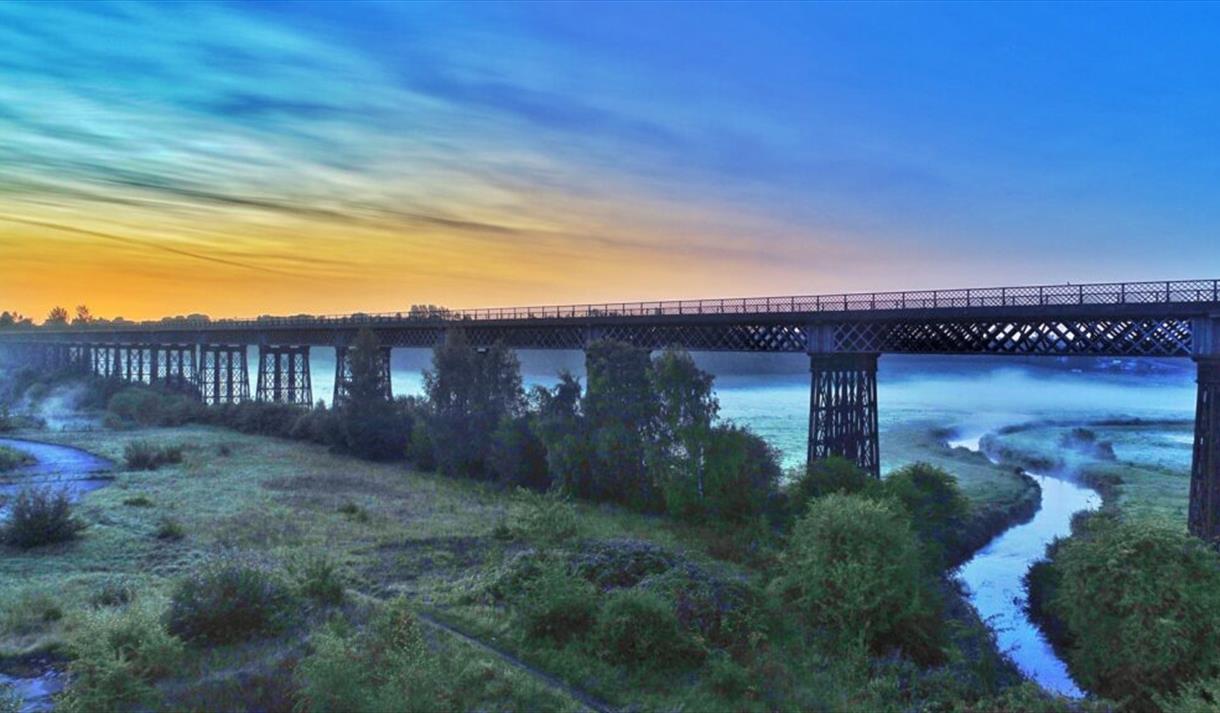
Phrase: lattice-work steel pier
[{"left": 3, "top": 277, "right": 1220, "bottom": 541}]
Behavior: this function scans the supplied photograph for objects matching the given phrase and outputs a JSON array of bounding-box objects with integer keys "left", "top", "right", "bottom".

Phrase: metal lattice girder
[
  {"left": 333, "top": 345, "right": 393, "bottom": 405},
  {"left": 256, "top": 345, "right": 312, "bottom": 405},
  {"left": 595, "top": 323, "right": 808, "bottom": 351},
  {"left": 831, "top": 318, "right": 1194, "bottom": 356},
  {"left": 1189, "top": 357, "right": 1220, "bottom": 543},
  {"left": 808, "top": 352, "right": 880, "bottom": 478},
  {"left": 199, "top": 345, "right": 250, "bottom": 404}
]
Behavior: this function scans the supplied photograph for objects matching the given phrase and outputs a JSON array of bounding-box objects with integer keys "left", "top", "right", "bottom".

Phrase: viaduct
[{"left": 1, "top": 278, "right": 1218, "bottom": 541}]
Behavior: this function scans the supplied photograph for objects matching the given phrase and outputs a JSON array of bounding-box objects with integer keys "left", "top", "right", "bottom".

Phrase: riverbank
[
  {"left": 981, "top": 419, "right": 1217, "bottom": 708},
  {"left": 0, "top": 423, "right": 1061, "bottom": 711}
]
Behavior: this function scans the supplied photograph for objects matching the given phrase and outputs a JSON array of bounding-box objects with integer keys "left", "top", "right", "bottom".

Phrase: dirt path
[{"left": 418, "top": 612, "right": 616, "bottom": 713}]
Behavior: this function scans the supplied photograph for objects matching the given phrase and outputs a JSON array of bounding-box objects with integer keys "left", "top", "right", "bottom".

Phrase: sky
[{"left": 2, "top": 1, "right": 1219, "bottom": 321}]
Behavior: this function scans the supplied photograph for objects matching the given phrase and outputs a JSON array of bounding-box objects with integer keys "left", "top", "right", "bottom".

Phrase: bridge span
[{"left": 1, "top": 278, "right": 1218, "bottom": 541}]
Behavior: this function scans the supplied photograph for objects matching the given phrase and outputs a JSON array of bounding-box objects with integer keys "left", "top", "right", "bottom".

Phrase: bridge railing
[{"left": 11, "top": 279, "right": 1220, "bottom": 332}]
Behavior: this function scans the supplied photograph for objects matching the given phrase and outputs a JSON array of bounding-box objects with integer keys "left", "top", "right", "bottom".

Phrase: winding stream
[
  {"left": 950, "top": 432, "right": 1101, "bottom": 698},
  {"left": 0, "top": 438, "right": 113, "bottom": 712}
]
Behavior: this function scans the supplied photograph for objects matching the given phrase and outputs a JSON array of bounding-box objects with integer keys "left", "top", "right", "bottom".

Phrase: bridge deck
[{"left": 1, "top": 278, "right": 1218, "bottom": 357}]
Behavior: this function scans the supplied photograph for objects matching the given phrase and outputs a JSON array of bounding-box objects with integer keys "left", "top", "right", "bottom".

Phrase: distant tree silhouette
[
  {"left": 424, "top": 330, "right": 524, "bottom": 478},
  {"left": 72, "top": 305, "right": 93, "bottom": 324},
  {"left": 45, "top": 306, "right": 68, "bottom": 325},
  {"left": 337, "top": 328, "right": 404, "bottom": 460}
]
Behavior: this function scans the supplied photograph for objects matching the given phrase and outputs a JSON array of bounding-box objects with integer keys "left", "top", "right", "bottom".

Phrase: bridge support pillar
[
  {"left": 807, "top": 352, "right": 881, "bottom": 478},
  {"left": 199, "top": 345, "right": 250, "bottom": 404},
  {"left": 151, "top": 345, "right": 198, "bottom": 394},
  {"left": 1189, "top": 355, "right": 1220, "bottom": 543},
  {"left": 333, "top": 345, "right": 392, "bottom": 406},
  {"left": 256, "top": 345, "right": 312, "bottom": 405}
]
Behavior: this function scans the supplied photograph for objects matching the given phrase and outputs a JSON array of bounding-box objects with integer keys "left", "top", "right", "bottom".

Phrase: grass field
[{"left": 0, "top": 418, "right": 1048, "bottom": 710}]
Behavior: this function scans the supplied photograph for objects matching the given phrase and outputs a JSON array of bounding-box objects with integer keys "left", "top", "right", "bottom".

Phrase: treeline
[{"left": 103, "top": 329, "right": 786, "bottom": 524}]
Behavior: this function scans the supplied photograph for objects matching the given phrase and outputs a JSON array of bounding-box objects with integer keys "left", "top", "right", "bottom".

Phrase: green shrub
[
  {"left": 489, "top": 415, "right": 551, "bottom": 491},
  {"left": 594, "top": 588, "right": 701, "bottom": 668},
  {"left": 296, "top": 598, "right": 444, "bottom": 713},
  {"left": 155, "top": 516, "right": 185, "bottom": 541},
  {"left": 291, "top": 553, "right": 346, "bottom": 605},
  {"left": 570, "top": 538, "right": 676, "bottom": 590},
  {"left": 795, "top": 456, "right": 875, "bottom": 502},
  {"left": 58, "top": 598, "right": 183, "bottom": 713},
  {"left": 706, "top": 651, "right": 752, "bottom": 699},
  {"left": 107, "top": 386, "right": 203, "bottom": 427},
  {"left": 336, "top": 501, "right": 369, "bottom": 523},
  {"left": 882, "top": 462, "right": 970, "bottom": 563},
  {"left": 518, "top": 562, "right": 598, "bottom": 643},
  {"left": 0, "top": 586, "right": 63, "bottom": 636},
  {"left": 1155, "top": 677, "right": 1220, "bottom": 713},
  {"left": 123, "top": 440, "right": 183, "bottom": 471},
  {"left": 123, "top": 495, "right": 154, "bottom": 507},
  {"left": 90, "top": 578, "right": 136, "bottom": 608},
  {"left": 1, "top": 486, "right": 84, "bottom": 548},
  {"left": 166, "top": 554, "right": 297, "bottom": 644},
  {"left": 638, "top": 563, "right": 757, "bottom": 653},
  {"left": 776, "top": 493, "right": 943, "bottom": 662},
  {"left": 0, "top": 445, "right": 31, "bottom": 472},
  {"left": 516, "top": 488, "right": 581, "bottom": 544},
  {"left": 1045, "top": 520, "right": 1220, "bottom": 702}
]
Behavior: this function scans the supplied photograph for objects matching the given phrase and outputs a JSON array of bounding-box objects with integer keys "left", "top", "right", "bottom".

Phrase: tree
[
  {"left": 583, "top": 340, "right": 659, "bottom": 510},
  {"left": 45, "top": 306, "right": 68, "bottom": 325},
  {"left": 337, "top": 328, "right": 403, "bottom": 460},
  {"left": 424, "top": 330, "right": 524, "bottom": 478},
  {"left": 72, "top": 305, "right": 93, "bottom": 324},
  {"left": 650, "top": 347, "right": 718, "bottom": 510},
  {"left": 532, "top": 373, "right": 592, "bottom": 495}
]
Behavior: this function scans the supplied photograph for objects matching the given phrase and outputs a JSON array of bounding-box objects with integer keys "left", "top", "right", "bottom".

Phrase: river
[
  {"left": 0, "top": 439, "right": 114, "bottom": 712},
  {"left": 948, "top": 432, "right": 1101, "bottom": 697}
]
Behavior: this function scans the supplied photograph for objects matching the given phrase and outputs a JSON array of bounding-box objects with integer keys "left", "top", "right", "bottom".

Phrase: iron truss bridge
[
  {"left": 2, "top": 278, "right": 1218, "bottom": 356},
  {"left": 2, "top": 277, "right": 1220, "bottom": 543}
]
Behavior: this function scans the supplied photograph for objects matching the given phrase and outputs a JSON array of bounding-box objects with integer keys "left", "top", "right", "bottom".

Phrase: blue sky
[{"left": 1, "top": 1, "right": 1218, "bottom": 318}]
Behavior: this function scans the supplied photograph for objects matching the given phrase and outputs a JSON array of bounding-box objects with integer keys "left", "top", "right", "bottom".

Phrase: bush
[
  {"left": 570, "top": 538, "right": 676, "bottom": 590},
  {"left": 295, "top": 597, "right": 444, "bottom": 713},
  {"left": 291, "top": 553, "right": 346, "bottom": 605},
  {"left": 154, "top": 516, "right": 185, "bottom": 541},
  {"left": 90, "top": 579, "right": 136, "bottom": 608},
  {"left": 488, "top": 415, "right": 551, "bottom": 491},
  {"left": 776, "top": 493, "right": 944, "bottom": 662},
  {"left": 518, "top": 562, "right": 598, "bottom": 643},
  {"left": 1, "top": 486, "right": 84, "bottom": 548},
  {"left": 0, "top": 445, "right": 31, "bottom": 472},
  {"left": 0, "top": 586, "right": 63, "bottom": 636},
  {"left": 882, "top": 462, "right": 970, "bottom": 564},
  {"left": 794, "top": 456, "right": 875, "bottom": 503},
  {"left": 1044, "top": 520, "right": 1220, "bottom": 702},
  {"left": 516, "top": 489, "right": 581, "bottom": 544},
  {"left": 594, "top": 588, "right": 701, "bottom": 667},
  {"left": 123, "top": 495, "right": 154, "bottom": 507},
  {"left": 166, "top": 554, "right": 297, "bottom": 644},
  {"left": 638, "top": 562, "right": 757, "bottom": 653},
  {"left": 107, "top": 386, "right": 203, "bottom": 427},
  {"left": 58, "top": 598, "right": 183, "bottom": 713},
  {"left": 123, "top": 440, "right": 183, "bottom": 471}
]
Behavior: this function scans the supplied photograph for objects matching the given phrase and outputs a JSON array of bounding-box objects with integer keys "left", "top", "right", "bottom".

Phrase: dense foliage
[
  {"left": 1, "top": 486, "right": 84, "bottom": 548},
  {"left": 166, "top": 555, "right": 297, "bottom": 644},
  {"left": 882, "top": 462, "right": 970, "bottom": 565},
  {"left": 425, "top": 330, "right": 525, "bottom": 478},
  {"left": 775, "top": 493, "right": 944, "bottom": 662},
  {"left": 1032, "top": 515, "right": 1220, "bottom": 704},
  {"left": 123, "top": 440, "right": 184, "bottom": 470}
]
